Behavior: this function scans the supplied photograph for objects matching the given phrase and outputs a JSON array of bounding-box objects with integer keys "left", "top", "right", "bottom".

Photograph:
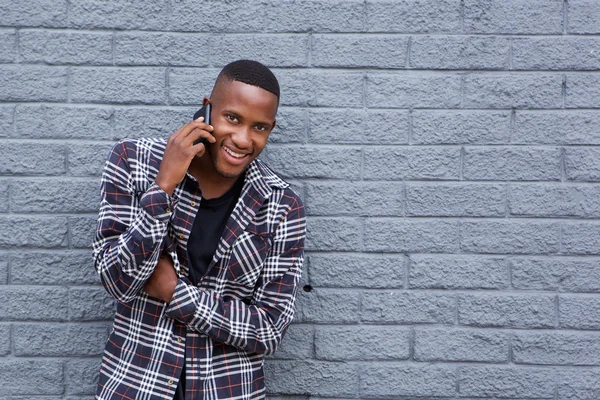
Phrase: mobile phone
[{"left": 192, "top": 103, "right": 211, "bottom": 146}]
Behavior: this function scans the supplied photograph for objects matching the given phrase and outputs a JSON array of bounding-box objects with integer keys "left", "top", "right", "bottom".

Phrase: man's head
[{"left": 197, "top": 60, "right": 279, "bottom": 180}]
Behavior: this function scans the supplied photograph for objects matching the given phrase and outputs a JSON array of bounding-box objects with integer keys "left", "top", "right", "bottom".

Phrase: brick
[
  {"left": 0, "top": 104, "right": 14, "bottom": 138},
  {"left": 411, "top": 36, "right": 510, "bottom": 70},
  {"left": 115, "top": 32, "right": 209, "bottom": 66},
  {"left": 308, "top": 253, "right": 405, "bottom": 289},
  {"left": 114, "top": 107, "right": 191, "bottom": 139},
  {"left": 0, "top": 0, "right": 67, "bottom": 27},
  {"left": 566, "top": 74, "right": 600, "bottom": 109},
  {"left": 309, "top": 109, "right": 409, "bottom": 144},
  {"left": 294, "top": 289, "right": 360, "bottom": 324},
  {"left": 168, "top": 68, "right": 221, "bottom": 106},
  {"left": 464, "top": 147, "right": 561, "bottom": 181},
  {"left": 361, "top": 364, "right": 456, "bottom": 397},
  {"left": 565, "top": 148, "right": 600, "bottom": 181},
  {"left": 261, "top": 146, "right": 361, "bottom": 180},
  {"left": 415, "top": 328, "right": 509, "bottom": 362},
  {"left": 413, "top": 110, "right": 510, "bottom": 145},
  {"left": 511, "top": 257, "right": 600, "bottom": 292},
  {"left": 459, "top": 366, "right": 555, "bottom": 398},
  {"left": 15, "top": 105, "right": 114, "bottom": 140},
  {"left": 364, "top": 147, "right": 461, "bottom": 180},
  {"left": 464, "top": 0, "right": 563, "bottom": 34},
  {"left": 409, "top": 255, "right": 507, "bottom": 290},
  {"left": 510, "top": 184, "right": 600, "bottom": 218},
  {"left": 305, "top": 181, "right": 403, "bottom": 216},
  {"left": 366, "top": 73, "right": 461, "bottom": 108},
  {"left": 71, "top": 67, "right": 166, "bottom": 104},
  {"left": 0, "top": 360, "right": 63, "bottom": 395},
  {"left": 212, "top": 35, "right": 309, "bottom": 67},
  {"left": 0, "top": 286, "right": 68, "bottom": 320},
  {"left": 11, "top": 251, "right": 99, "bottom": 285},
  {"left": 568, "top": 0, "right": 600, "bottom": 33},
  {"left": 277, "top": 70, "right": 364, "bottom": 107},
  {"left": 0, "top": 325, "right": 9, "bottom": 355},
  {"left": 563, "top": 222, "right": 600, "bottom": 255},
  {"left": 269, "top": 324, "right": 313, "bottom": 360},
  {"left": 514, "top": 37, "right": 600, "bottom": 70},
  {"left": 0, "top": 180, "right": 8, "bottom": 213},
  {"left": 264, "top": 360, "right": 358, "bottom": 397},
  {"left": 558, "top": 369, "right": 600, "bottom": 400},
  {"left": 462, "top": 220, "right": 560, "bottom": 255},
  {"left": 269, "top": 108, "right": 306, "bottom": 144},
  {"left": 13, "top": 323, "right": 109, "bottom": 356},
  {"left": 69, "top": 0, "right": 168, "bottom": 30},
  {"left": 11, "top": 178, "right": 100, "bottom": 213},
  {"left": 20, "top": 30, "right": 112, "bottom": 65},
  {"left": 560, "top": 296, "right": 600, "bottom": 329},
  {"left": 168, "top": 0, "right": 266, "bottom": 32},
  {"left": 68, "top": 142, "right": 114, "bottom": 177},
  {"left": 366, "top": 0, "right": 461, "bottom": 33},
  {"left": 0, "top": 141, "right": 65, "bottom": 175},
  {"left": 0, "top": 29, "right": 16, "bottom": 63},
  {"left": 459, "top": 293, "right": 555, "bottom": 328},
  {"left": 515, "top": 111, "right": 600, "bottom": 145},
  {"left": 305, "top": 218, "right": 362, "bottom": 251},
  {"left": 69, "top": 215, "right": 98, "bottom": 249},
  {"left": 407, "top": 183, "right": 505, "bottom": 217},
  {"left": 0, "top": 66, "right": 67, "bottom": 102},
  {"left": 315, "top": 326, "right": 410, "bottom": 361},
  {"left": 313, "top": 34, "right": 408, "bottom": 68},
  {"left": 361, "top": 291, "right": 455, "bottom": 324},
  {"left": 365, "top": 219, "right": 459, "bottom": 253},
  {"left": 70, "top": 287, "right": 115, "bottom": 321},
  {"left": 463, "top": 74, "right": 562, "bottom": 109},
  {"left": 262, "top": 0, "right": 365, "bottom": 32},
  {"left": 0, "top": 216, "right": 68, "bottom": 249},
  {"left": 513, "top": 331, "right": 600, "bottom": 365},
  {"left": 65, "top": 358, "right": 102, "bottom": 395}
]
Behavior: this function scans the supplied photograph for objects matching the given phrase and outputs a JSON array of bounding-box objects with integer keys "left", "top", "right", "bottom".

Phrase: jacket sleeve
[
  {"left": 164, "top": 194, "right": 306, "bottom": 355},
  {"left": 92, "top": 140, "right": 173, "bottom": 304}
]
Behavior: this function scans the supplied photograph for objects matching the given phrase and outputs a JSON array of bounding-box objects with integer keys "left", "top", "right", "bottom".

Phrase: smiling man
[{"left": 93, "top": 60, "right": 306, "bottom": 400}]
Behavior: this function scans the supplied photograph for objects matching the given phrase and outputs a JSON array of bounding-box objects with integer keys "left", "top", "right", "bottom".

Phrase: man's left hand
[{"left": 144, "top": 253, "right": 178, "bottom": 302}]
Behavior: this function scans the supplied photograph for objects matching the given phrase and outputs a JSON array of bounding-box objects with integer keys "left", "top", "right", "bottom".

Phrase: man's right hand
[{"left": 155, "top": 117, "right": 215, "bottom": 196}]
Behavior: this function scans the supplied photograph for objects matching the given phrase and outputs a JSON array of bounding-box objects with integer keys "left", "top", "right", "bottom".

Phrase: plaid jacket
[{"left": 92, "top": 138, "right": 306, "bottom": 400}]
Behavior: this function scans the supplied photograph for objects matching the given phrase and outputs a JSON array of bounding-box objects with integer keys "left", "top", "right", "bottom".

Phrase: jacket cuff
[
  {"left": 165, "top": 277, "right": 202, "bottom": 324},
  {"left": 139, "top": 183, "right": 175, "bottom": 223}
]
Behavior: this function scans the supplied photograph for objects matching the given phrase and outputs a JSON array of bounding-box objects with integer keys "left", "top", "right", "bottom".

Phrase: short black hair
[{"left": 217, "top": 60, "right": 280, "bottom": 99}]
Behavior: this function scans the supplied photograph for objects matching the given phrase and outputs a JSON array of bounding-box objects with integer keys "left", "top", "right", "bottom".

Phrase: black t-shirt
[{"left": 174, "top": 175, "right": 245, "bottom": 399}]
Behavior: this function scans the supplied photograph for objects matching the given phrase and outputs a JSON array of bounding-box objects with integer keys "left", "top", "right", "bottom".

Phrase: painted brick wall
[{"left": 1, "top": 0, "right": 600, "bottom": 399}]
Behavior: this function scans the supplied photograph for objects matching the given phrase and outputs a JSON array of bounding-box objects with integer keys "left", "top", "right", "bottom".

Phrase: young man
[{"left": 93, "top": 60, "right": 306, "bottom": 400}]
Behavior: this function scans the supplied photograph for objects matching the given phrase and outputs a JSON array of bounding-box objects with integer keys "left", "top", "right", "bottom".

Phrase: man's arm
[
  {"left": 163, "top": 195, "right": 306, "bottom": 355},
  {"left": 92, "top": 140, "right": 174, "bottom": 303}
]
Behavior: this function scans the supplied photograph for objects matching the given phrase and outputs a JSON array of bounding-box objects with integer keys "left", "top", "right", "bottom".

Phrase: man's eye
[
  {"left": 227, "top": 115, "right": 238, "bottom": 123},
  {"left": 254, "top": 125, "right": 268, "bottom": 131}
]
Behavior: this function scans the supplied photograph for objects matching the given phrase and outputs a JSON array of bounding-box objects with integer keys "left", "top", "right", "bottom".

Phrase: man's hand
[
  {"left": 155, "top": 117, "right": 215, "bottom": 196},
  {"left": 144, "top": 253, "right": 178, "bottom": 303}
]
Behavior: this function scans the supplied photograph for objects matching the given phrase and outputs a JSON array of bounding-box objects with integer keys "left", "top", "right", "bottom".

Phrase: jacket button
[{"left": 168, "top": 379, "right": 174, "bottom": 385}]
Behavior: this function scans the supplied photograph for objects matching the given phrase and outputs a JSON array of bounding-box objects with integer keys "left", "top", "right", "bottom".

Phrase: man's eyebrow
[{"left": 222, "top": 109, "right": 272, "bottom": 126}]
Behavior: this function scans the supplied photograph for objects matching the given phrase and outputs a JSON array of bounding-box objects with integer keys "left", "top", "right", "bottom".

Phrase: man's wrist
[{"left": 155, "top": 176, "right": 176, "bottom": 197}]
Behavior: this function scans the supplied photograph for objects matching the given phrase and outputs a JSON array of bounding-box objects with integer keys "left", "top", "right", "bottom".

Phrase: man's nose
[{"left": 230, "top": 126, "right": 252, "bottom": 150}]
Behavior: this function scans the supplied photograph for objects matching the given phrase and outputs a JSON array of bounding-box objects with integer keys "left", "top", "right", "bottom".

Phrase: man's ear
[
  {"left": 270, "top": 119, "right": 277, "bottom": 132},
  {"left": 202, "top": 96, "right": 210, "bottom": 106}
]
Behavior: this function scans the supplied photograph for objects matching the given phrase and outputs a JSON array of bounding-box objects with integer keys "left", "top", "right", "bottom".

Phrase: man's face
[{"left": 203, "top": 80, "right": 278, "bottom": 179}]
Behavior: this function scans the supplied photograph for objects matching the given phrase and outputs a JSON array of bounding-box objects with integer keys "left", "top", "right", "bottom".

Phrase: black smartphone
[{"left": 192, "top": 103, "right": 211, "bottom": 146}]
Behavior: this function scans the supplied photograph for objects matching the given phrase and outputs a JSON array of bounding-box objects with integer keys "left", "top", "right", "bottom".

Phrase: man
[{"left": 93, "top": 60, "right": 306, "bottom": 399}]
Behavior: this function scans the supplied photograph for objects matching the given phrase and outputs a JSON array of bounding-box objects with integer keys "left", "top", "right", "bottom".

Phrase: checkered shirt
[{"left": 92, "top": 138, "right": 306, "bottom": 400}]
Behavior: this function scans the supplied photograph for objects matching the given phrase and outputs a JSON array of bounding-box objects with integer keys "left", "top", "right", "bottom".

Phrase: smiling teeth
[{"left": 224, "top": 147, "right": 246, "bottom": 158}]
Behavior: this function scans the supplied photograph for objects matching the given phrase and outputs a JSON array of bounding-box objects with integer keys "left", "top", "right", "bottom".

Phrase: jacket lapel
[{"left": 207, "top": 160, "right": 273, "bottom": 271}]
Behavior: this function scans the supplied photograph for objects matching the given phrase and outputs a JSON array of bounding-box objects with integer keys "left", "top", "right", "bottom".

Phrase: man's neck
[{"left": 189, "top": 156, "right": 241, "bottom": 200}]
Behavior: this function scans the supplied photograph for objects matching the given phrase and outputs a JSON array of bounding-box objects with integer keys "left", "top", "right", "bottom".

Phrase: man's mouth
[{"left": 223, "top": 146, "right": 249, "bottom": 159}]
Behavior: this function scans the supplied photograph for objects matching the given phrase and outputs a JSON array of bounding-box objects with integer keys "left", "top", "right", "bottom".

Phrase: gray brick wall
[{"left": 1, "top": 0, "right": 599, "bottom": 399}]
